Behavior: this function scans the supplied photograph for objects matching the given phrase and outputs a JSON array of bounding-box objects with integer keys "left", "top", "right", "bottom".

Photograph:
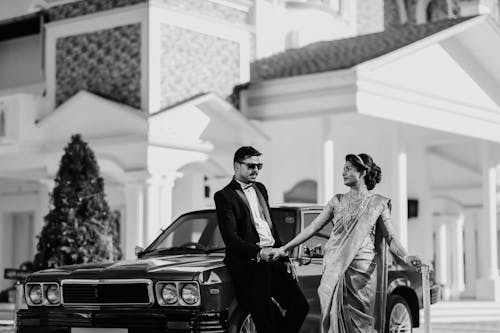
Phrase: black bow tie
[{"left": 242, "top": 183, "right": 255, "bottom": 190}]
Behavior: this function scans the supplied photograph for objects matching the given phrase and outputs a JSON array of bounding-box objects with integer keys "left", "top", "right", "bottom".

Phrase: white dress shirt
[{"left": 236, "top": 179, "right": 275, "bottom": 247}]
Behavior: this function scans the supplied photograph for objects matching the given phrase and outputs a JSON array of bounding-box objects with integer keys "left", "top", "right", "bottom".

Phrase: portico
[{"left": 243, "top": 15, "right": 500, "bottom": 300}]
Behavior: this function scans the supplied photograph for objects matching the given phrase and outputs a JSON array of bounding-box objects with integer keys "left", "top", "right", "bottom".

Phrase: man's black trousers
[{"left": 230, "top": 260, "right": 309, "bottom": 333}]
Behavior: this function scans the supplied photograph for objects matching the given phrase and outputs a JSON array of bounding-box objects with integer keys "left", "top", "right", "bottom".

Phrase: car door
[{"left": 291, "top": 209, "right": 332, "bottom": 326}]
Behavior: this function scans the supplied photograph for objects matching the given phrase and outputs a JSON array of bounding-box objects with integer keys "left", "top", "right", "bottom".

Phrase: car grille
[{"left": 61, "top": 279, "right": 153, "bottom": 306}]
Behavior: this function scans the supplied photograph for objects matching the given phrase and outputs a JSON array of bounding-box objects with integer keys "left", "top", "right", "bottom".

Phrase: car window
[
  {"left": 300, "top": 211, "right": 332, "bottom": 257},
  {"left": 271, "top": 209, "right": 297, "bottom": 243}
]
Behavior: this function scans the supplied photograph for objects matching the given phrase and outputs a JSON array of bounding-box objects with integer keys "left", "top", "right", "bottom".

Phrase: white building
[{"left": 0, "top": 0, "right": 499, "bottom": 302}]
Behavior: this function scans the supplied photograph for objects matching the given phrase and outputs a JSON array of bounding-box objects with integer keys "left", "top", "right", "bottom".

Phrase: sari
[{"left": 313, "top": 193, "right": 393, "bottom": 333}]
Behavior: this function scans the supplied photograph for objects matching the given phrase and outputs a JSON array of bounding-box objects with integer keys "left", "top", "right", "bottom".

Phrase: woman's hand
[
  {"left": 270, "top": 247, "right": 288, "bottom": 261},
  {"left": 406, "top": 255, "right": 422, "bottom": 270}
]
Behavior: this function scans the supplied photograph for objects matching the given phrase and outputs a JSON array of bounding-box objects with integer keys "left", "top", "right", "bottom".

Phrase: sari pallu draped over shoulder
[{"left": 318, "top": 194, "right": 390, "bottom": 333}]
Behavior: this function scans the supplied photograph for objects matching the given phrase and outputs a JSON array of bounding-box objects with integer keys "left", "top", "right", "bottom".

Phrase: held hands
[{"left": 260, "top": 247, "right": 288, "bottom": 262}]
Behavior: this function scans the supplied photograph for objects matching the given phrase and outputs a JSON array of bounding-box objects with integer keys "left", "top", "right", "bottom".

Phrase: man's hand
[
  {"left": 269, "top": 247, "right": 288, "bottom": 261},
  {"left": 406, "top": 255, "right": 422, "bottom": 271},
  {"left": 260, "top": 248, "right": 279, "bottom": 262}
]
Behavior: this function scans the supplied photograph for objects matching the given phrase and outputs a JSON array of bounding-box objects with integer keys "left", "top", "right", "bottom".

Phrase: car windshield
[
  {"left": 141, "top": 209, "right": 298, "bottom": 256},
  {"left": 142, "top": 211, "right": 224, "bottom": 255}
]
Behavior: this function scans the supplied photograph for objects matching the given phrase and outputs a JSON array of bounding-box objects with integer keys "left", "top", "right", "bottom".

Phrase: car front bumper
[{"left": 16, "top": 308, "right": 227, "bottom": 333}]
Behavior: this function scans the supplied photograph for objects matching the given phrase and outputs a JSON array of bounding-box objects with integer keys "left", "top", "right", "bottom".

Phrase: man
[{"left": 214, "top": 146, "right": 309, "bottom": 333}]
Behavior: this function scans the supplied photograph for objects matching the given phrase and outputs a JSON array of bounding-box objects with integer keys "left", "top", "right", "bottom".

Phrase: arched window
[
  {"left": 426, "top": 0, "right": 435, "bottom": 22},
  {"left": 284, "top": 179, "right": 318, "bottom": 203}
]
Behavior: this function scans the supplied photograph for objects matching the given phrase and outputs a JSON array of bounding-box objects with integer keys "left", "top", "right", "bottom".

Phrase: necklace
[{"left": 346, "top": 192, "right": 370, "bottom": 216}]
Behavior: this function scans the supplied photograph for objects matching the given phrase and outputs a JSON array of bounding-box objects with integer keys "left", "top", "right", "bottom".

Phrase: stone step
[{"left": 419, "top": 301, "right": 500, "bottom": 323}]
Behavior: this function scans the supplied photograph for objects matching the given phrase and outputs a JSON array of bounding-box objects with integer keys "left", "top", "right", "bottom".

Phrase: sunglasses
[{"left": 238, "top": 161, "right": 263, "bottom": 170}]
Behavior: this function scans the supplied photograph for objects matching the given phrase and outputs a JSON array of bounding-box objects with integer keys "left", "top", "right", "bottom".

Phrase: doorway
[{"left": 1, "top": 211, "right": 34, "bottom": 290}]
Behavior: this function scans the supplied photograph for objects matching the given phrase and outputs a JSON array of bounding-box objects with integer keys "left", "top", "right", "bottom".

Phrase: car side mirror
[
  {"left": 135, "top": 246, "right": 143, "bottom": 257},
  {"left": 303, "top": 245, "right": 311, "bottom": 257},
  {"left": 299, "top": 246, "right": 312, "bottom": 266},
  {"left": 311, "top": 244, "right": 324, "bottom": 258}
]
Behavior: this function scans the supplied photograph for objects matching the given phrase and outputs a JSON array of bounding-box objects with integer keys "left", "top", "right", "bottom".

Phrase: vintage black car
[{"left": 17, "top": 205, "right": 439, "bottom": 333}]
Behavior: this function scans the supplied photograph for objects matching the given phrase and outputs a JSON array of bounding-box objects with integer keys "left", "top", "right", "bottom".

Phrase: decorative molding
[
  {"left": 244, "top": 69, "right": 357, "bottom": 120},
  {"left": 151, "top": 0, "right": 250, "bottom": 25},
  {"left": 357, "top": 76, "right": 500, "bottom": 124},
  {"left": 46, "top": 0, "right": 147, "bottom": 21},
  {"left": 208, "top": 0, "right": 254, "bottom": 12},
  {"left": 357, "top": 81, "right": 500, "bottom": 143}
]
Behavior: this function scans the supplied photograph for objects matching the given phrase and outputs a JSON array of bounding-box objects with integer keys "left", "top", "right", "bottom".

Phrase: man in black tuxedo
[{"left": 214, "top": 146, "right": 308, "bottom": 333}]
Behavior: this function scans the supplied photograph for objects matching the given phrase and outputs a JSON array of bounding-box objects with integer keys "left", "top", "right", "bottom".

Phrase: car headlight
[
  {"left": 28, "top": 284, "right": 43, "bottom": 305},
  {"left": 161, "top": 283, "right": 178, "bottom": 305},
  {"left": 45, "top": 284, "right": 61, "bottom": 304},
  {"left": 181, "top": 283, "right": 200, "bottom": 305}
]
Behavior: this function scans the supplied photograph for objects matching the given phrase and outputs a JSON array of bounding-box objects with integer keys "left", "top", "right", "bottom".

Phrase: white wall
[
  {"left": 253, "top": 0, "right": 355, "bottom": 59},
  {"left": 172, "top": 171, "right": 206, "bottom": 221},
  {"left": 258, "top": 117, "right": 323, "bottom": 204}
]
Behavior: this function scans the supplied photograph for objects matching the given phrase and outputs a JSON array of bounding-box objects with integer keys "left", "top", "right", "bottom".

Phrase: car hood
[{"left": 28, "top": 254, "right": 225, "bottom": 282}]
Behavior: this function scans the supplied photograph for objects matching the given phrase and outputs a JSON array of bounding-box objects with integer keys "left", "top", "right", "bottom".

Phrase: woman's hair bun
[{"left": 358, "top": 153, "right": 382, "bottom": 190}]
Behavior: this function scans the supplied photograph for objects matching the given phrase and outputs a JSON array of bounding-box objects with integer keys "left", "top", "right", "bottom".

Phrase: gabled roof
[
  {"left": 251, "top": 16, "right": 477, "bottom": 81},
  {"left": 36, "top": 90, "right": 146, "bottom": 141},
  {"left": 149, "top": 92, "right": 269, "bottom": 142}
]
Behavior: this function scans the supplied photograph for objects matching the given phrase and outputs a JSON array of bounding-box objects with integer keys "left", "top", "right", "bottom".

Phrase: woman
[{"left": 276, "top": 153, "right": 421, "bottom": 333}]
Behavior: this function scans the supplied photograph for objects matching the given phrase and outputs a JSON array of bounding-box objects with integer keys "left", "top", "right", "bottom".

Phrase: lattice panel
[{"left": 55, "top": 24, "right": 141, "bottom": 108}]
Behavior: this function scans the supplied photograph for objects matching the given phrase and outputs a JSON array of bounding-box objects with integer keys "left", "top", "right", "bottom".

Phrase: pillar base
[{"left": 476, "top": 276, "right": 500, "bottom": 301}]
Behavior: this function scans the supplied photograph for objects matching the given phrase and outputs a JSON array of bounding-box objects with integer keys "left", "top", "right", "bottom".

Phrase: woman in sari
[{"left": 276, "top": 153, "right": 421, "bottom": 333}]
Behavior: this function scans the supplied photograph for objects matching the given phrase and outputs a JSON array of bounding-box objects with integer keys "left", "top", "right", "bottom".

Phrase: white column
[
  {"left": 322, "top": 140, "right": 335, "bottom": 204},
  {"left": 320, "top": 118, "right": 335, "bottom": 204},
  {"left": 124, "top": 182, "right": 145, "bottom": 260},
  {"left": 410, "top": 144, "right": 433, "bottom": 263},
  {"left": 123, "top": 172, "right": 178, "bottom": 259},
  {"left": 449, "top": 215, "right": 465, "bottom": 299},
  {"left": 144, "top": 178, "right": 161, "bottom": 246},
  {"left": 477, "top": 142, "right": 500, "bottom": 301},
  {"left": 462, "top": 209, "right": 477, "bottom": 298},
  {"left": 391, "top": 126, "right": 408, "bottom": 248},
  {"left": 435, "top": 220, "right": 450, "bottom": 300},
  {"left": 159, "top": 176, "right": 176, "bottom": 229},
  {"left": 145, "top": 174, "right": 177, "bottom": 245}
]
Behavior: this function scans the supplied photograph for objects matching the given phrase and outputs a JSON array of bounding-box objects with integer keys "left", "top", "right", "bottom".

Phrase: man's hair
[{"left": 233, "top": 146, "right": 262, "bottom": 163}]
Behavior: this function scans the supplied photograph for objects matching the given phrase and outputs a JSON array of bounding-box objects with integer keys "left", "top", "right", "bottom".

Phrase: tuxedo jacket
[{"left": 214, "top": 178, "right": 283, "bottom": 277}]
